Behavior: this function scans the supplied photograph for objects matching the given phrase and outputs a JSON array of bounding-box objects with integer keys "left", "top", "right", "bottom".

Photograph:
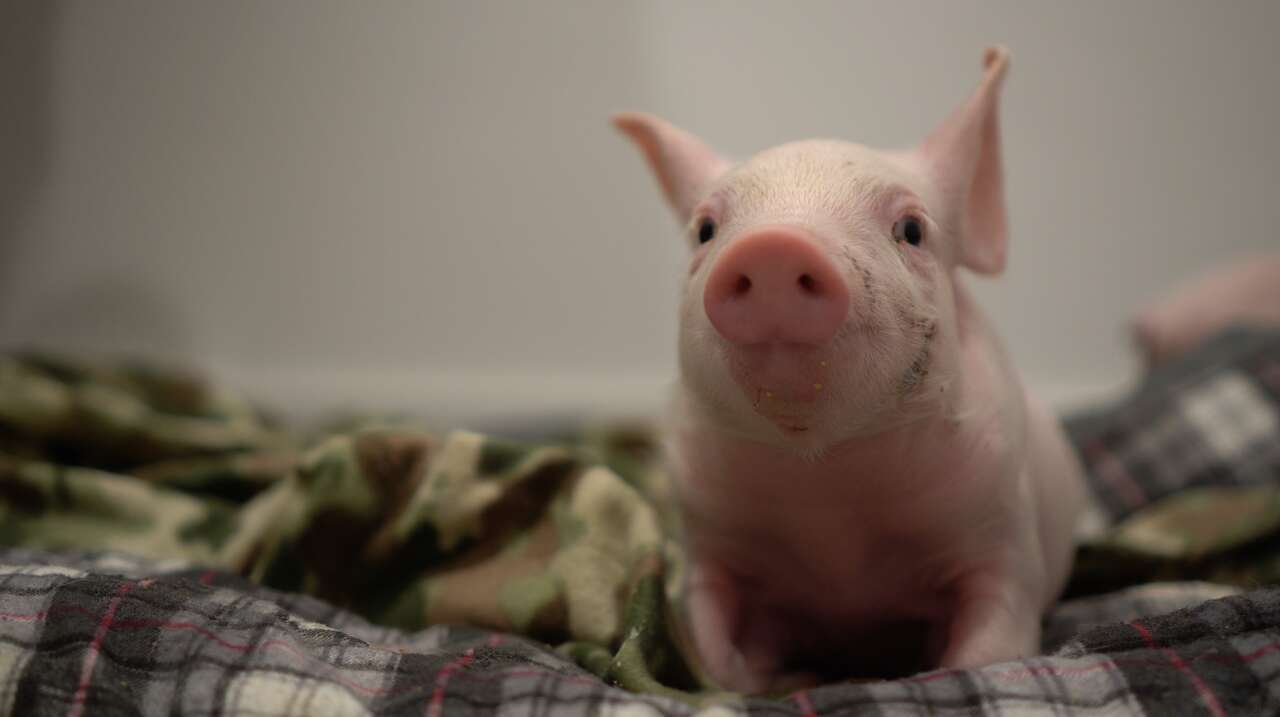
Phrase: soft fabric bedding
[{"left": 0, "top": 328, "right": 1278, "bottom": 715}]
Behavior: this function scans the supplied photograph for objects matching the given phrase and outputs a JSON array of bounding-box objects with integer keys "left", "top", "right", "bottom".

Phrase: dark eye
[
  {"left": 893, "top": 216, "right": 924, "bottom": 246},
  {"left": 697, "top": 218, "right": 717, "bottom": 244}
]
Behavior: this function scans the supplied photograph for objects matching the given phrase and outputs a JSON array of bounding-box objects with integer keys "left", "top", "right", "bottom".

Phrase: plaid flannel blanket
[{"left": 0, "top": 328, "right": 1278, "bottom": 715}]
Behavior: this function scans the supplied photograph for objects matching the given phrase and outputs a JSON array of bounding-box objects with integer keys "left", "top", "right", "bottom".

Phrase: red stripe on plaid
[
  {"left": 426, "top": 647, "right": 475, "bottom": 717},
  {"left": 793, "top": 690, "right": 818, "bottom": 717},
  {"left": 0, "top": 609, "right": 50, "bottom": 622},
  {"left": 907, "top": 660, "right": 1119, "bottom": 685},
  {"left": 1241, "top": 639, "right": 1280, "bottom": 662},
  {"left": 1131, "top": 620, "right": 1226, "bottom": 717},
  {"left": 66, "top": 581, "right": 133, "bottom": 717}
]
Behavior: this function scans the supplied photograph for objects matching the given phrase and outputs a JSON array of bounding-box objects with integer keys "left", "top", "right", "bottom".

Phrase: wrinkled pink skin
[
  {"left": 616, "top": 48, "right": 1086, "bottom": 692},
  {"left": 1133, "top": 253, "right": 1280, "bottom": 368}
]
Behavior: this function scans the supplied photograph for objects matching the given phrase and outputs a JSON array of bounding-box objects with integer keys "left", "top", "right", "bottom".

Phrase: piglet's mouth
[{"left": 727, "top": 344, "right": 832, "bottom": 425}]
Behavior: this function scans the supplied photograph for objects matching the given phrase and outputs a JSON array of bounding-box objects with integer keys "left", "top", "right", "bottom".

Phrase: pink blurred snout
[{"left": 703, "top": 227, "right": 850, "bottom": 345}]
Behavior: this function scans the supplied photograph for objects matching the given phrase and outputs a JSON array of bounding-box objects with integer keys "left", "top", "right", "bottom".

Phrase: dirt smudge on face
[
  {"left": 841, "top": 246, "right": 875, "bottom": 314},
  {"left": 899, "top": 318, "right": 937, "bottom": 394}
]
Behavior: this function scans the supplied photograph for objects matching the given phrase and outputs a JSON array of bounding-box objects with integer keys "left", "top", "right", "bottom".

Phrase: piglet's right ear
[
  {"left": 918, "top": 47, "right": 1011, "bottom": 276},
  {"left": 612, "top": 112, "right": 730, "bottom": 223}
]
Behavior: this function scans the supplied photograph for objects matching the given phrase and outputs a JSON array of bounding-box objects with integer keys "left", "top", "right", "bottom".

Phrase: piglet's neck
[
  {"left": 951, "top": 277, "right": 983, "bottom": 348},
  {"left": 677, "top": 407, "right": 978, "bottom": 508},
  {"left": 821, "top": 406, "right": 965, "bottom": 464}
]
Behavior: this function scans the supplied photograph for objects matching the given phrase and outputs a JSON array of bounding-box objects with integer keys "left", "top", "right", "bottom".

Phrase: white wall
[{"left": 2, "top": 1, "right": 1278, "bottom": 426}]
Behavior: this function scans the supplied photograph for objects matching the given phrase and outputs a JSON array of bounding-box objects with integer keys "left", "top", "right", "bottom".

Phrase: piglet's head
[{"left": 616, "top": 48, "right": 1011, "bottom": 450}]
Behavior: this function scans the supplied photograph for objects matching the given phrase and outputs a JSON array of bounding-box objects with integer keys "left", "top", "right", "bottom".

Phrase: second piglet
[{"left": 614, "top": 47, "right": 1086, "bottom": 692}]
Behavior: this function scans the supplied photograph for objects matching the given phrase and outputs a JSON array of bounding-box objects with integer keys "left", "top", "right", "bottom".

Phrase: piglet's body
[{"left": 616, "top": 48, "right": 1085, "bottom": 691}]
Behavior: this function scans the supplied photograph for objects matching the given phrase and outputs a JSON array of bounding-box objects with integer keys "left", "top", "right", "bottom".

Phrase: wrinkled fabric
[
  {"left": 0, "top": 329, "right": 1277, "bottom": 714},
  {"left": 0, "top": 549, "right": 1271, "bottom": 716}
]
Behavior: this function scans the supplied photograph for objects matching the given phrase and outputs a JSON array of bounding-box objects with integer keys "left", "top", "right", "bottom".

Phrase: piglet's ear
[
  {"left": 919, "top": 47, "right": 1010, "bottom": 275},
  {"left": 613, "top": 112, "right": 731, "bottom": 223}
]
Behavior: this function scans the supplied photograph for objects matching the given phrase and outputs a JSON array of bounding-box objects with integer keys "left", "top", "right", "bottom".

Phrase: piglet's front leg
[
  {"left": 686, "top": 562, "right": 816, "bottom": 693},
  {"left": 935, "top": 574, "right": 1041, "bottom": 669}
]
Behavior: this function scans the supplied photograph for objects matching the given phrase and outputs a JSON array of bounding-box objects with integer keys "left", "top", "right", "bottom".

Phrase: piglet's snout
[{"left": 703, "top": 227, "right": 850, "bottom": 345}]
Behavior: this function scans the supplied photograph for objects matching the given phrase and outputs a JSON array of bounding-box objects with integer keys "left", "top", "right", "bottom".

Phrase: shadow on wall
[
  {"left": 12, "top": 275, "right": 193, "bottom": 360},
  {"left": 0, "top": 2, "right": 189, "bottom": 359},
  {"left": 0, "top": 1, "right": 59, "bottom": 294}
]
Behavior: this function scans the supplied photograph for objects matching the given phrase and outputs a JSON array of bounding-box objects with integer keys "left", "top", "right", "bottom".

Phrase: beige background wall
[{"left": 2, "top": 1, "right": 1278, "bottom": 424}]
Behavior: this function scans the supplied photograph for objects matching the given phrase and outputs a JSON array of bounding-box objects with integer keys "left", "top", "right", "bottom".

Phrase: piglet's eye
[
  {"left": 697, "top": 218, "right": 717, "bottom": 244},
  {"left": 892, "top": 216, "right": 924, "bottom": 247}
]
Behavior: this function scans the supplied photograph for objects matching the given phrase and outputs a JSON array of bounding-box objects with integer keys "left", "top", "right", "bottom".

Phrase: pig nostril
[
  {"left": 734, "top": 275, "right": 752, "bottom": 295},
  {"left": 797, "top": 274, "right": 817, "bottom": 294}
]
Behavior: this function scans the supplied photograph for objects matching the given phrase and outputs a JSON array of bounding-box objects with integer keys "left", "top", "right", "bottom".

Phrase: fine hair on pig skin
[{"left": 615, "top": 47, "right": 1087, "bottom": 692}]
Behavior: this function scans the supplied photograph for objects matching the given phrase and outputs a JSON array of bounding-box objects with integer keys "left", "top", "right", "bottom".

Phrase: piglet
[
  {"left": 1132, "top": 252, "right": 1280, "bottom": 368},
  {"left": 614, "top": 48, "right": 1086, "bottom": 691}
]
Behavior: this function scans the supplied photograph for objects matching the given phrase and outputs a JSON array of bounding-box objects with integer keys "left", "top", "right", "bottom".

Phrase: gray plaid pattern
[
  {"left": 1179, "top": 374, "right": 1277, "bottom": 460},
  {"left": 0, "top": 549, "right": 1276, "bottom": 716},
  {"left": 1067, "top": 329, "right": 1280, "bottom": 519}
]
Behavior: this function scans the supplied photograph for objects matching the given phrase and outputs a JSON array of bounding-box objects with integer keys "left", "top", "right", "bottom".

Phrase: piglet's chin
[{"left": 726, "top": 343, "right": 834, "bottom": 430}]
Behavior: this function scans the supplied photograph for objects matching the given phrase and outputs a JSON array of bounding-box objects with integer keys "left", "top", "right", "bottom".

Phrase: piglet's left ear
[{"left": 919, "top": 47, "right": 1010, "bottom": 275}]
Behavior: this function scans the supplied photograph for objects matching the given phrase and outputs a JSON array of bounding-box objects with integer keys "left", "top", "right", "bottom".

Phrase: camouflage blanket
[{"left": 0, "top": 329, "right": 1278, "bottom": 715}]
